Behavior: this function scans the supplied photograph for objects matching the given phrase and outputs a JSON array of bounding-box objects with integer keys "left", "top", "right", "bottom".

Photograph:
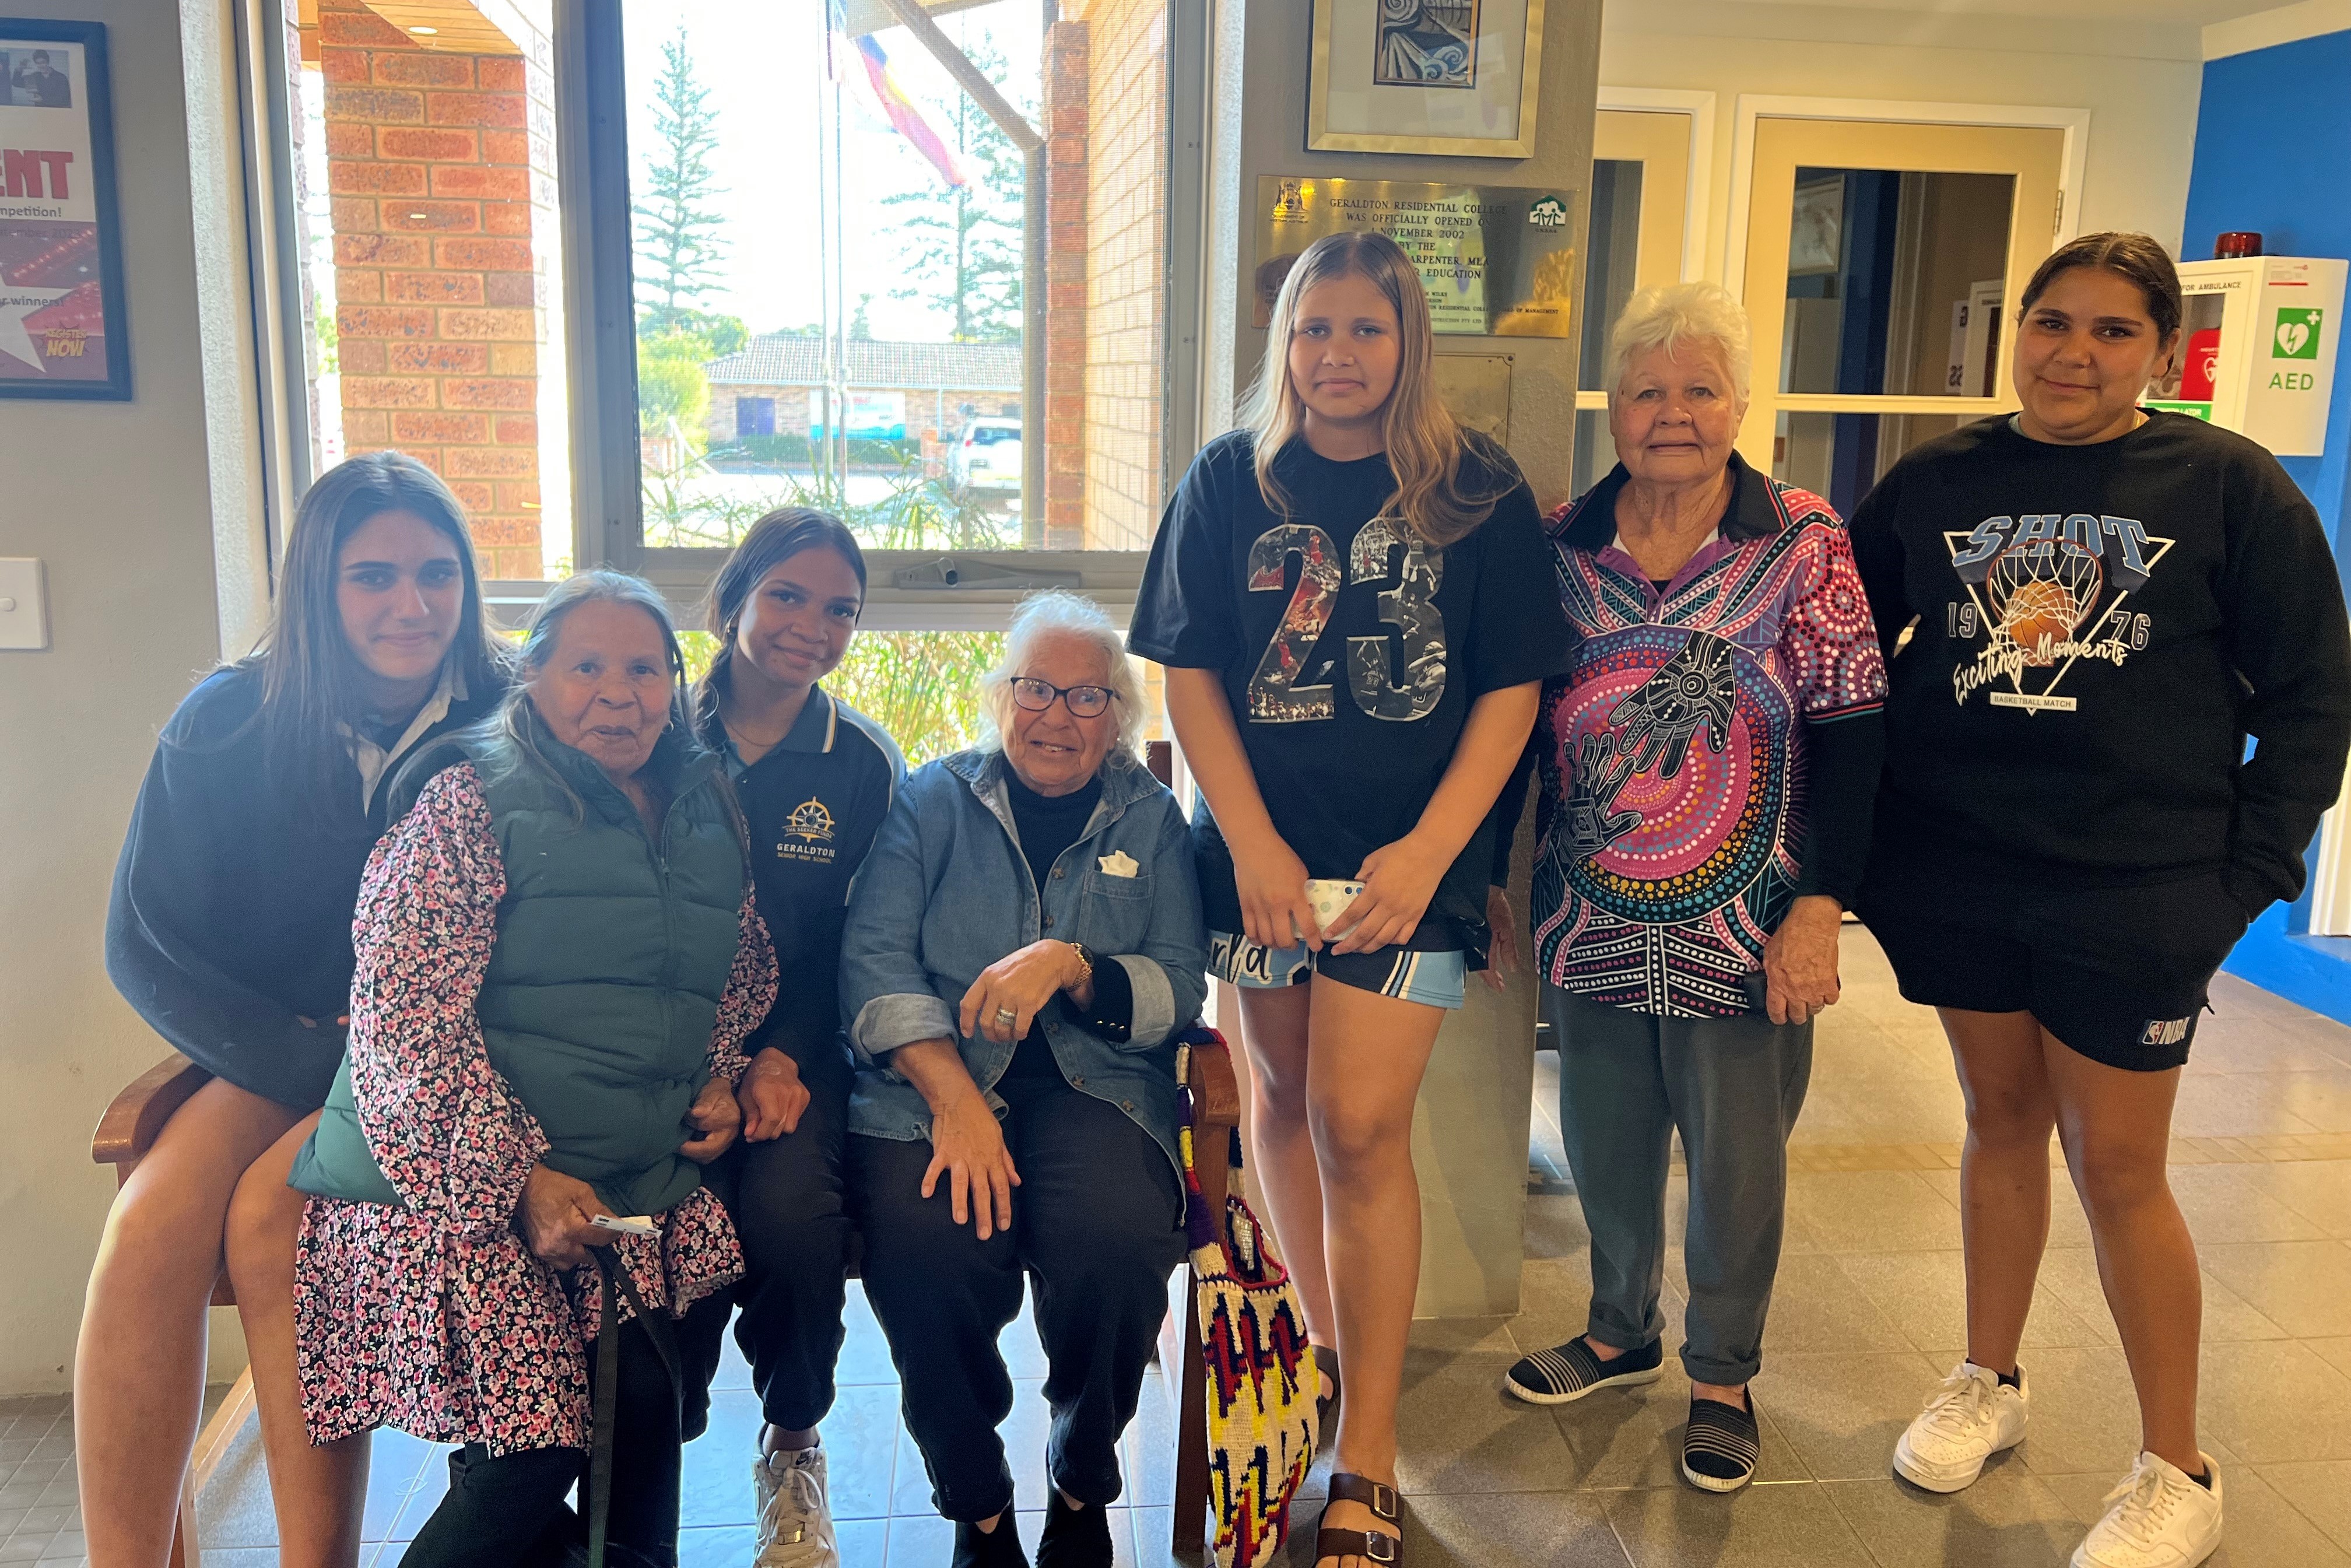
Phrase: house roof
[{"left": 703, "top": 335, "right": 1022, "bottom": 392}]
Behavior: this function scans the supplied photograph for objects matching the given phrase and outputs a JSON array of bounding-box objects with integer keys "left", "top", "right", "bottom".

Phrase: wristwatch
[{"left": 1065, "top": 940, "right": 1096, "bottom": 988}]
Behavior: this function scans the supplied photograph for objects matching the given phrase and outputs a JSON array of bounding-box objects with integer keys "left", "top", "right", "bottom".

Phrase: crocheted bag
[{"left": 1178, "top": 1032, "right": 1317, "bottom": 1568}]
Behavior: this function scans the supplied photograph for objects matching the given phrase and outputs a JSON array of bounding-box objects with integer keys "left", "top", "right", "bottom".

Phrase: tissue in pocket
[{"left": 1303, "top": 878, "right": 1367, "bottom": 938}]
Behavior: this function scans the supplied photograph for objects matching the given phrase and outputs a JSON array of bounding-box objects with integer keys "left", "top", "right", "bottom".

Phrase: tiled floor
[{"left": 19, "top": 926, "right": 2351, "bottom": 1564}]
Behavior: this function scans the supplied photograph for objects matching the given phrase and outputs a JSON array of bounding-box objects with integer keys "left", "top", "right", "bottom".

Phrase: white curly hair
[
  {"left": 1605, "top": 280, "right": 1753, "bottom": 406},
  {"left": 977, "top": 590, "right": 1147, "bottom": 763}
]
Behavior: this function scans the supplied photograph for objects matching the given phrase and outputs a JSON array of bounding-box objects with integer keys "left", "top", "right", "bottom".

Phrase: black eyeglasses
[{"left": 1010, "top": 676, "right": 1117, "bottom": 718}]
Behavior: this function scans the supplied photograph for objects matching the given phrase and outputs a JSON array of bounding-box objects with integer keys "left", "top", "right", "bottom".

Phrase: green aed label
[
  {"left": 2274, "top": 306, "right": 2324, "bottom": 360},
  {"left": 2270, "top": 371, "right": 2318, "bottom": 391}
]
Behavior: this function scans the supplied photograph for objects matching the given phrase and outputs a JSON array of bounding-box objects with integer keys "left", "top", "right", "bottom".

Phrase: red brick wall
[
  {"left": 1041, "top": 20, "right": 1090, "bottom": 550},
  {"left": 317, "top": 0, "right": 544, "bottom": 579},
  {"left": 1074, "top": 0, "right": 1166, "bottom": 552}
]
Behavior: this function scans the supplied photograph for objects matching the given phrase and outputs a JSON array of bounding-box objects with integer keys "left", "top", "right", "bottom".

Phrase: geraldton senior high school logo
[{"left": 777, "top": 797, "right": 837, "bottom": 865}]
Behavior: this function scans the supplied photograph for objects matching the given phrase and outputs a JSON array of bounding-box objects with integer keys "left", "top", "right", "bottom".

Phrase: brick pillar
[
  {"left": 1040, "top": 20, "right": 1090, "bottom": 550},
  {"left": 317, "top": 0, "right": 543, "bottom": 580}
]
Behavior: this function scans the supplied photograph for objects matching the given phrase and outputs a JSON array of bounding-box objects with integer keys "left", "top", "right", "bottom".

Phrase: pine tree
[
  {"left": 633, "top": 27, "right": 728, "bottom": 325},
  {"left": 880, "top": 37, "right": 1025, "bottom": 343}
]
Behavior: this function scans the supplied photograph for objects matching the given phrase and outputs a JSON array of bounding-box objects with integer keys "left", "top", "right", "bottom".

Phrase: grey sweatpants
[{"left": 1546, "top": 985, "right": 1813, "bottom": 1387}]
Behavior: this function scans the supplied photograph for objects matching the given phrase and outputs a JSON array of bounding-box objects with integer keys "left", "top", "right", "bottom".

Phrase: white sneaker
[
  {"left": 2072, "top": 1451, "right": 2223, "bottom": 1568},
  {"left": 1892, "top": 1360, "right": 2030, "bottom": 1493},
  {"left": 753, "top": 1445, "right": 840, "bottom": 1568}
]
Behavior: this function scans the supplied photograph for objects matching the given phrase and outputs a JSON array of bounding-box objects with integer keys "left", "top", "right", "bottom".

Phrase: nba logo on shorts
[{"left": 2139, "top": 1016, "right": 2192, "bottom": 1047}]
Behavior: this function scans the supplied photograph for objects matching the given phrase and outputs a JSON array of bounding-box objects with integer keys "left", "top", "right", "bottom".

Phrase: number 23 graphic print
[{"left": 1245, "top": 515, "right": 1447, "bottom": 724}]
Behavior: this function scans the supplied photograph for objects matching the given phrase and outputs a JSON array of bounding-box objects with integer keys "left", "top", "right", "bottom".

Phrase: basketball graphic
[{"left": 1987, "top": 539, "right": 2101, "bottom": 666}]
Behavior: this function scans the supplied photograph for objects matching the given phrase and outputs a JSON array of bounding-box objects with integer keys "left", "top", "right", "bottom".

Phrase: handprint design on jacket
[{"left": 1563, "top": 630, "right": 1738, "bottom": 859}]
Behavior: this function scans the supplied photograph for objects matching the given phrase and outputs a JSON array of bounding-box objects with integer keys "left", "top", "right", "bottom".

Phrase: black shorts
[{"left": 1851, "top": 860, "right": 2251, "bottom": 1072}]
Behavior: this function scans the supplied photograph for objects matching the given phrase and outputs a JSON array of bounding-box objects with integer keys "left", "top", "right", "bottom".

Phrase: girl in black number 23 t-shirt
[{"left": 1131, "top": 230, "right": 1571, "bottom": 1568}]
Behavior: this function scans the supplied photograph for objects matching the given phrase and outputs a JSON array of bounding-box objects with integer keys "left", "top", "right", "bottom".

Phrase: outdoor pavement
[{"left": 13, "top": 925, "right": 2351, "bottom": 1565}]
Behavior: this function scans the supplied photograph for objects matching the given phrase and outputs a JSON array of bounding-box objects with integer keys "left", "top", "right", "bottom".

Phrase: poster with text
[{"left": 0, "top": 20, "right": 128, "bottom": 399}]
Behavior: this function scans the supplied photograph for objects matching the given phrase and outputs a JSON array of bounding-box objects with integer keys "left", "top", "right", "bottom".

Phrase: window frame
[{"left": 555, "top": 0, "right": 1206, "bottom": 627}]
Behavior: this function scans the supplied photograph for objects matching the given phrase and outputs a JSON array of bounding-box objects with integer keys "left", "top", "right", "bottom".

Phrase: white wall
[
  {"left": 1602, "top": 0, "right": 2207, "bottom": 280},
  {"left": 0, "top": 0, "right": 243, "bottom": 1395}
]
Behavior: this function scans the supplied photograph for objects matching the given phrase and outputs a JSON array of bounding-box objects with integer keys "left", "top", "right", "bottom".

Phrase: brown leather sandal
[{"left": 1314, "top": 1471, "right": 1402, "bottom": 1565}]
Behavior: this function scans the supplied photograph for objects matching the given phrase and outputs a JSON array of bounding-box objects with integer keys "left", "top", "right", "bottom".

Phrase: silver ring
[{"left": 995, "top": 1007, "right": 1017, "bottom": 1025}]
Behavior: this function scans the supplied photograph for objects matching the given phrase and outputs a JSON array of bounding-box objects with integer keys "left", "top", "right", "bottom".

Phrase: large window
[
  {"left": 586, "top": 0, "right": 1183, "bottom": 604},
  {"left": 261, "top": 0, "right": 577, "bottom": 586}
]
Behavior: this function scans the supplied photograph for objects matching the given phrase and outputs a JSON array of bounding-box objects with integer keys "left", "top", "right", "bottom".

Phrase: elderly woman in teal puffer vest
[{"left": 287, "top": 571, "right": 777, "bottom": 1568}]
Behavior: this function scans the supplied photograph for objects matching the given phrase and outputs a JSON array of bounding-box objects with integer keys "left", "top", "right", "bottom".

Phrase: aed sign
[{"left": 2275, "top": 307, "right": 2324, "bottom": 361}]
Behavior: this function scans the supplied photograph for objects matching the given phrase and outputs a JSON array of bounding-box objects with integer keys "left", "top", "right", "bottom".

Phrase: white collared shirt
[{"left": 349, "top": 663, "right": 469, "bottom": 809}]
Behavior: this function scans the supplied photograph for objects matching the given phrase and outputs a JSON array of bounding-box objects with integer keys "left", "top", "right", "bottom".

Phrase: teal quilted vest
[{"left": 291, "top": 717, "right": 746, "bottom": 1219}]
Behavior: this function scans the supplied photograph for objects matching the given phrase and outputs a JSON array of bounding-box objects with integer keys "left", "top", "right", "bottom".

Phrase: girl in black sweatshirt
[
  {"left": 1849, "top": 234, "right": 2351, "bottom": 1568},
  {"left": 83, "top": 453, "right": 511, "bottom": 1567}
]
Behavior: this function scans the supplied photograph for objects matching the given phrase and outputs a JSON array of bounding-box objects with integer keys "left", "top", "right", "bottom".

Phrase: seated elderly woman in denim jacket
[{"left": 840, "top": 590, "right": 1206, "bottom": 1568}]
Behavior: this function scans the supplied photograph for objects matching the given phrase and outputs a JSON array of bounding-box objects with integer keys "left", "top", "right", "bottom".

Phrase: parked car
[{"left": 951, "top": 417, "right": 1022, "bottom": 493}]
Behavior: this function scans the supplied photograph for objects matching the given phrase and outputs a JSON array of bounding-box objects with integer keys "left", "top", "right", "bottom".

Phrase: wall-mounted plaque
[{"left": 1255, "top": 176, "right": 1577, "bottom": 339}]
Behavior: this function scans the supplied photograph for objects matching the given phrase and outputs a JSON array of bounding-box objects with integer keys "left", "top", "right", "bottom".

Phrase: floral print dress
[{"left": 294, "top": 763, "right": 777, "bottom": 1455}]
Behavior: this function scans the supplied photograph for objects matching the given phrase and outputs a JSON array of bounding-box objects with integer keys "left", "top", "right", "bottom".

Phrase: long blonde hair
[{"left": 1242, "top": 230, "right": 1510, "bottom": 547}]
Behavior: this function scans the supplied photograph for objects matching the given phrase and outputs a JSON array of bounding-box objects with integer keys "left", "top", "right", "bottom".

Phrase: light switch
[{"left": 0, "top": 559, "right": 49, "bottom": 650}]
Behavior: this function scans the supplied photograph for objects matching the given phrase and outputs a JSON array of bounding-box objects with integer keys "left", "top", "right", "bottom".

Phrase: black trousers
[
  {"left": 847, "top": 1072, "right": 1187, "bottom": 1523},
  {"left": 682, "top": 1053, "right": 854, "bottom": 1432},
  {"left": 400, "top": 1292, "right": 728, "bottom": 1568}
]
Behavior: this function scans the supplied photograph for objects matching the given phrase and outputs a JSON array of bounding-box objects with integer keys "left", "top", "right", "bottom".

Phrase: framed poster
[
  {"left": 1308, "top": 0, "right": 1546, "bottom": 159},
  {"left": 0, "top": 19, "right": 128, "bottom": 399}
]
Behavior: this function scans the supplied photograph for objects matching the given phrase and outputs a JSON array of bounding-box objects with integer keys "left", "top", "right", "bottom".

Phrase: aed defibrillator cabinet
[{"left": 2145, "top": 255, "right": 2346, "bottom": 457}]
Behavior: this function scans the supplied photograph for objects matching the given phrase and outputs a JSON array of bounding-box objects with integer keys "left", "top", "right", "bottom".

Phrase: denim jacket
[{"left": 840, "top": 745, "right": 1208, "bottom": 1173}]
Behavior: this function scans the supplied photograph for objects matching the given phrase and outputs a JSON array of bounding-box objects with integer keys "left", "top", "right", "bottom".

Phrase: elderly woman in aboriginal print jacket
[
  {"left": 287, "top": 570, "right": 777, "bottom": 1568},
  {"left": 1490, "top": 282, "right": 1889, "bottom": 1498}
]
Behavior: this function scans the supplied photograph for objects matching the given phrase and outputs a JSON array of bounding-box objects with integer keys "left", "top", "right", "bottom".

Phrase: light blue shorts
[{"left": 1208, "top": 931, "right": 1468, "bottom": 1012}]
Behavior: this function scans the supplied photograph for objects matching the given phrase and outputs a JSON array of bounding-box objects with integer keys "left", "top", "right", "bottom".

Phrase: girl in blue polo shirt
[{"left": 683, "top": 508, "right": 903, "bottom": 1568}]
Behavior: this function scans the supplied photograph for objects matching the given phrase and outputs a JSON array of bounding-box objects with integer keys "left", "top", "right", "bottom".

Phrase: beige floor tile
[
  {"left": 1750, "top": 1253, "right": 1916, "bottom": 1355},
  {"left": 2167, "top": 1162, "right": 2331, "bottom": 1242},
  {"left": 2272, "top": 1071, "right": 2351, "bottom": 1134},
  {"left": 2040, "top": 1462, "right": 2351, "bottom": 1567},
  {"left": 2188, "top": 1016, "right": 2351, "bottom": 1075},
  {"left": 2251, "top": 1460, "right": 2351, "bottom": 1551},
  {"left": 1816, "top": 1473, "right": 2078, "bottom": 1566},
  {"left": 1394, "top": 1348, "right": 1582, "bottom": 1496},
  {"left": 2033, "top": 1246, "right": 2290, "bottom": 1347},
  {"left": 1994, "top": 1346, "right": 2148, "bottom": 1478},
  {"left": 2198, "top": 1340, "right": 2351, "bottom": 1463},
  {"left": 2233, "top": 1159, "right": 2351, "bottom": 1238},
  {"left": 1408, "top": 1313, "right": 1518, "bottom": 1355},
  {"left": 2200, "top": 1240, "right": 2351, "bottom": 1338},
  {"left": 1783, "top": 1170, "right": 1964, "bottom": 1254},
  {"left": 2171, "top": 1073, "right": 2326, "bottom": 1137},
  {"left": 1603, "top": 1480, "right": 1876, "bottom": 1567},
  {"left": 1553, "top": 1370, "right": 1808, "bottom": 1491},
  {"left": 1394, "top": 1490, "right": 1633, "bottom": 1567},
  {"left": 1838, "top": 1248, "right": 2107, "bottom": 1354},
  {"left": 1747, "top": 1349, "right": 1947, "bottom": 1482}
]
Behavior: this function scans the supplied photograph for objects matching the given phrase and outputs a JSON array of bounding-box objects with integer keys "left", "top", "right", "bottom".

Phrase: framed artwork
[
  {"left": 1308, "top": 0, "right": 1546, "bottom": 159},
  {"left": 1788, "top": 175, "right": 1845, "bottom": 278},
  {"left": 0, "top": 17, "right": 129, "bottom": 399}
]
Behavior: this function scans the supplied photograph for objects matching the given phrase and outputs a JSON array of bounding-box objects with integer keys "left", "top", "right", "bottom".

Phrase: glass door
[
  {"left": 1737, "top": 118, "right": 2066, "bottom": 517},
  {"left": 1573, "top": 108, "right": 1695, "bottom": 495}
]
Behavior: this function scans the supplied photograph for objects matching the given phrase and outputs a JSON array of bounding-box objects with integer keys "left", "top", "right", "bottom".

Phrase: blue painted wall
[{"left": 2181, "top": 28, "right": 2351, "bottom": 1022}]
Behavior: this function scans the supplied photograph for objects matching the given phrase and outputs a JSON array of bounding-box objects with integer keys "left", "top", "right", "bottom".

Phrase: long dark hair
[
  {"left": 693, "top": 507, "right": 868, "bottom": 743},
  {"left": 227, "top": 451, "right": 511, "bottom": 822},
  {"left": 2019, "top": 231, "right": 2185, "bottom": 343}
]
